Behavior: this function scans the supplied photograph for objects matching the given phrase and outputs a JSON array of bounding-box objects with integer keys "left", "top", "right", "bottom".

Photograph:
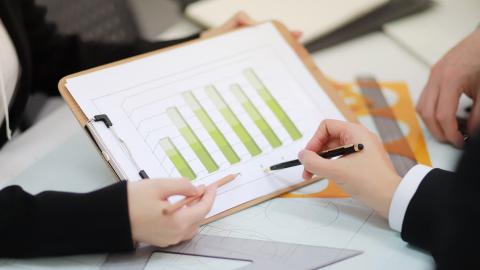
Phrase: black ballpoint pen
[{"left": 265, "top": 143, "right": 364, "bottom": 172}]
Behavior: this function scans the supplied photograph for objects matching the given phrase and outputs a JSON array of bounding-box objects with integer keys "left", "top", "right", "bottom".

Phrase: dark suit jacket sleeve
[
  {"left": 0, "top": 181, "right": 134, "bottom": 257},
  {"left": 19, "top": 0, "right": 199, "bottom": 95},
  {"left": 401, "top": 132, "right": 480, "bottom": 269}
]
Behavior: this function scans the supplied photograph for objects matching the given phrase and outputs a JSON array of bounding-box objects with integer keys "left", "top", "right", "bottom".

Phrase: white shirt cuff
[{"left": 388, "top": 164, "right": 433, "bottom": 232}]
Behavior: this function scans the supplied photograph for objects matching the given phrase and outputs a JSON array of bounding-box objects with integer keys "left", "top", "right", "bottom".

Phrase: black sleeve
[
  {"left": 401, "top": 132, "right": 480, "bottom": 269},
  {"left": 20, "top": 0, "right": 199, "bottom": 95},
  {"left": 0, "top": 181, "right": 134, "bottom": 258}
]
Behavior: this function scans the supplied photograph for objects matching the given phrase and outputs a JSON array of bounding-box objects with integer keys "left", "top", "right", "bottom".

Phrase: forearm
[
  {"left": 0, "top": 182, "right": 134, "bottom": 257},
  {"left": 23, "top": 0, "right": 200, "bottom": 95},
  {"left": 397, "top": 167, "right": 479, "bottom": 269},
  {"left": 399, "top": 168, "right": 456, "bottom": 250}
]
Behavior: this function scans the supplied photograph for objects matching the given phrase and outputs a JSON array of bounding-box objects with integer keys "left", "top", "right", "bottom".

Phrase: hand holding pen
[{"left": 296, "top": 119, "right": 401, "bottom": 218}]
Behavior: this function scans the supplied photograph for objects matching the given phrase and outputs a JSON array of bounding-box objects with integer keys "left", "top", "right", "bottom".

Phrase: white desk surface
[
  {"left": 0, "top": 3, "right": 470, "bottom": 269},
  {"left": 384, "top": 0, "right": 480, "bottom": 66}
]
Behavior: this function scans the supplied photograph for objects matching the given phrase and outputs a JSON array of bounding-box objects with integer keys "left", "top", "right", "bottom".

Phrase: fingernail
[{"left": 298, "top": 150, "right": 306, "bottom": 161}]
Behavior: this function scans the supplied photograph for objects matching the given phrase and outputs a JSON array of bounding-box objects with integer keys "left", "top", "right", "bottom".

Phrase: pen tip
[{"left": 264, "top": 167, "right": 272, "bottom": 174}]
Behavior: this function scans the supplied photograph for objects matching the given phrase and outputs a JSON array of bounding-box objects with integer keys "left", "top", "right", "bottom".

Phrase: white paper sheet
[{"left": 65, "top": 23, "right": 345, "bottom": 217}]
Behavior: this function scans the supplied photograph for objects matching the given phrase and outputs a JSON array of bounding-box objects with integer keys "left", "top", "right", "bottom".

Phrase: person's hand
[
  {"left": 298, "top": 119, "right": 401, "bottom": 218},
  {"left": 417, "top": 28, "right": 480, "bottom": 147},
  {"left": 127, "top": 178, "right": 217, "bottom": 247},
  {"left": 201, "top": 11, "right": 302, "bottom": 40}
]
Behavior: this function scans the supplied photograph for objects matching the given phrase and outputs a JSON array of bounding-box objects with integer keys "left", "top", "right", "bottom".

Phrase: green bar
[
  {"left": 230, "top": 84, "right": 282, "bottom": 148},
  {"left": 166, "top": 107, "right": 219, "bottom": 173},
  {"left": 205, "top": 85, "right": 262, "bottom": 156},
  {"left": 159, "top": 137, "right": 196, "bottom": 180},
  {"left": 182, "top": 91, "right": 240, "bottom": 164},
  {"left": 243, "top": 68, "right": 302, "bottom": 140}
]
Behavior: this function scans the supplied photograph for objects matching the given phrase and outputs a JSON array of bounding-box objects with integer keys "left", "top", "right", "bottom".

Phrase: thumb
[
  {"left": 298, "top": 149, "right": 335, "bottom": 179},
  {"left": 154, "top": 178, "right": 199, "bottom": 200}
]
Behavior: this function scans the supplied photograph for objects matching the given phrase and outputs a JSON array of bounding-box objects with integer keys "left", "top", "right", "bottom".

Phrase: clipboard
[{"left": 58, "top": 21, "right": 356, "bottom": 224}]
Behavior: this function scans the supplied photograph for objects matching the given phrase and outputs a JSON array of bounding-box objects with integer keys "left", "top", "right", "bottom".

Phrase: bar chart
[
  {"left": 244, "top": 68, "right": 302, "bottom": 141},
  {"left": 231, "top": 83, "right": 282, "bottom": 148},
  {"left": 205, "top": 85, "right": 262, "bottom": 157},
  {"left": 125, "top": 68, "right": 303, "bottom": 180},
  {"left": 166, "top": 107, "right": 219, "bottom": 173},
  {"left": 158, "top": 137, "right": 196, "bottom": 180}
]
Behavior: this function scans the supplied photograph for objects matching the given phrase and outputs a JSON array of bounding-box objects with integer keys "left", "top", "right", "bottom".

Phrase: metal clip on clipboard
[{"left": 86, "top": 114, "right": 149, "bottom": 181}]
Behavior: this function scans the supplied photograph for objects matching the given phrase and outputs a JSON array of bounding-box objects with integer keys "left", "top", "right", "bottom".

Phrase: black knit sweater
[{"left": 0, "top": 0, "right": 197, "bottom": 257}]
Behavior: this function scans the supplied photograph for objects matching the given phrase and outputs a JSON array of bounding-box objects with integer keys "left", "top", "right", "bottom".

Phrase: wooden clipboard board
[{"left": 58, "top": 21, "right": 357, "bottom": 224}]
